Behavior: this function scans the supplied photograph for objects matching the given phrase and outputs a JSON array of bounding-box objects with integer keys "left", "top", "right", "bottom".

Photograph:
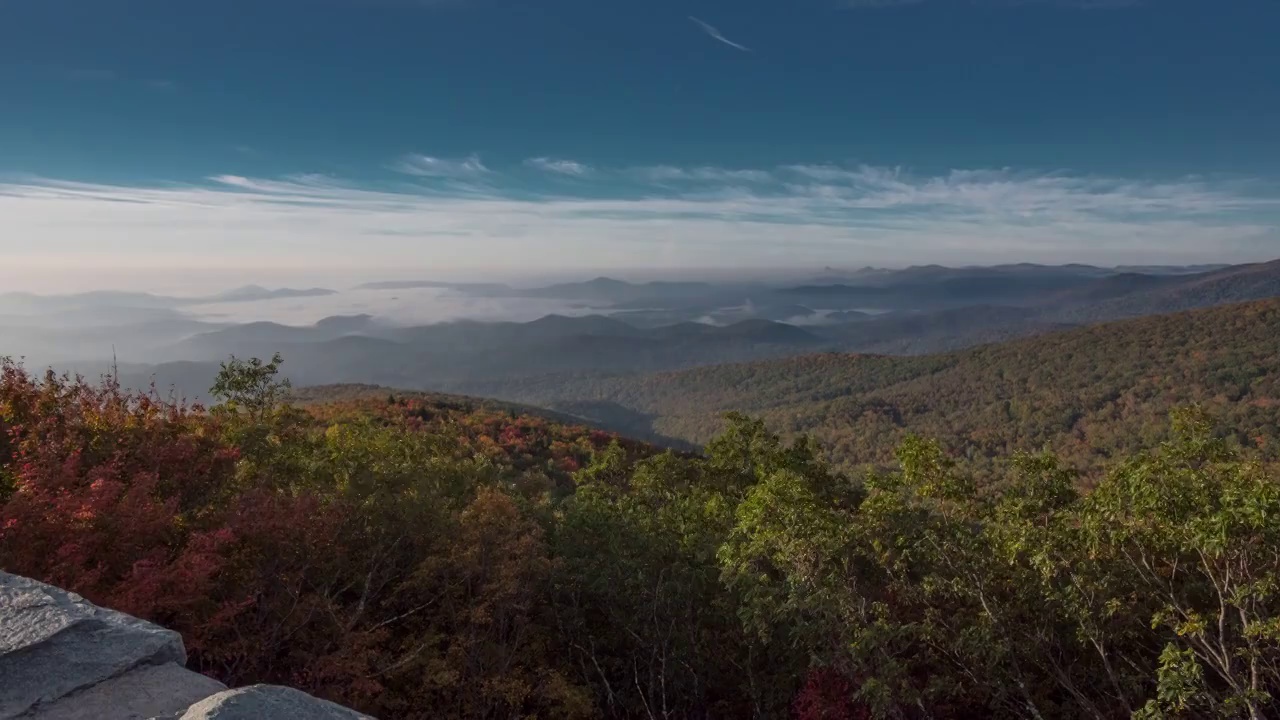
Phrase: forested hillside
[
  {"left": 477, "top": 298, "right": 1280, "bottom": 479},
  {"left": 6, "top": 356, "right": 1280, "bottom": 718}
]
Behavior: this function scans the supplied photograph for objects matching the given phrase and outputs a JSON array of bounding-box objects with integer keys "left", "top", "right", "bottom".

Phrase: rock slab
[
  {"left": 25, "top": 663, "right": 227, "bottom": 720},
  {"left": 1, "top": 573, "right": 373, "bottom": 720},
  {"left": 178, "top": 686, "right": 375, "bottom": 720},
  {"left": 0, "top": 572, "right": 193, "bottom": 718}
]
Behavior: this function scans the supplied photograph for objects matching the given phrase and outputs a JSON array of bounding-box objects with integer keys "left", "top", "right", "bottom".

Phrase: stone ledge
[
  {"left": 179, "top": 686, "right": 375, "bottom": 720},
  {"left": 0, "top": 573, "right": 187, "bottom": 718},
  {"left": 0, "top": 572, "right": 375, "bottom": 720},
  {"left": 25, "top": 663, "right": 228, "bottom": 720}
]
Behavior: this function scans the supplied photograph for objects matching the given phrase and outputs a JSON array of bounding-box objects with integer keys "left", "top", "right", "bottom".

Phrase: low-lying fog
[
  {"left": 185, "top": 288, "right": 607, "bottom": 326},
  {"left": 5, "top": 260, "right": 1266, "bottom": 400}
]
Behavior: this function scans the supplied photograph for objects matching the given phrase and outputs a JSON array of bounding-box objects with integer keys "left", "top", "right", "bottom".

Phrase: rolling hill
[
  {"left": 474, "top": 298, "right": 1280, "bottom": 478},
  {"left": 110, "top": 315, "right": 824, "bottom": 402},
  {"left": 1040, "top": 258, "right": 1280, "bottom": 322}
]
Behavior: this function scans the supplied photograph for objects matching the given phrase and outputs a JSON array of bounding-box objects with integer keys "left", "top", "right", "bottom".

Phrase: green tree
[
  {"left": 555, "top": 427, "right": 805, "bottom": 718},
  {"left": 1084, "top": 409, "right": 1280, "bottom": 719},
  {"left": 210, "top": 352, "right": 291, "bottom": 420}
]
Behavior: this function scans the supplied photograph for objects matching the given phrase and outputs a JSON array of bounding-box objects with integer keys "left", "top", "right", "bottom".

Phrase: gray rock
[
  {"left": 178, "top": 686, "right": 376, "bottom": 720},
  {"left": 25, "top": 663, "right": 227, "bottom": 720},
  {"left": 0, "top": 572, "right": 186, "bottom": 718},
  {"left": 1, "top": 573, "right": 371, "bottom": 720}
]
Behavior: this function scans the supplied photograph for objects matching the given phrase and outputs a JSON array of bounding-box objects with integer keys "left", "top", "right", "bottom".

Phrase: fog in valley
[{"left": 5, "top": 259, "right": 1277, "bottom": 418}]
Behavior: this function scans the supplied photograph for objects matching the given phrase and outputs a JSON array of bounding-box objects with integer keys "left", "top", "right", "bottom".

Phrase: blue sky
[{"left": 2, "top": 0, "right": 1279, "bottom": 290}]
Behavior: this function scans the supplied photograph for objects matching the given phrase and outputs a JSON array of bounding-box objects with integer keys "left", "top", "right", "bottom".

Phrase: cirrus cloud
[
  {"left": 391, "top": 153, "right": 490, "bottom": 178},
  {"left": 525, "top": 157, "right": 593, "bottom": 176},
  {"left": 1, "top": 161, "right": 1276, "bottom": 292}
]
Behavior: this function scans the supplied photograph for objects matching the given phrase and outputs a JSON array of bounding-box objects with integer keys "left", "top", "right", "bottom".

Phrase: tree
[
  {"left": 210, "top": 353, "right": 290, "bottom": 420},
  {"left": 1085, "top": 409, "right": 1280, "bottom": 719},
  {"left": 14, "top": 354, "right": 1280, "bottom": 719},
  {"left": 556, "top": 433, "right": 803, "bottom": 718},
  {"left": 0, "top": 359, "right": 239, "bottom": 628}
]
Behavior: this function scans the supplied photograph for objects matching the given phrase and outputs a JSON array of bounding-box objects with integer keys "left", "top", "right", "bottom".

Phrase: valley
[{"left": 5, "top": 259, "right": 1277, "bottom": 409}]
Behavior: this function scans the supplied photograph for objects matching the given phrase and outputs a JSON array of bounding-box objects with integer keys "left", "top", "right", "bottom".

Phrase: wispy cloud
[
  {"left": 775, "top": 165, "right": 1277, "bottom": 217},
  {"left": 525, "top": 157, "right": 592, "bottom": 177},
  {"left": 630, "top": 165, "right": 775, "bottom": 184},
  {"left": 1, "top": 163, "right": 1276, "bottom": 287},
  {"left": 209, "top": 173, "right": 357, "bottom": 195},
  {"left": 688, "top": 16, "right": 752, "bottom": 52},
  {"left": 392, "top": 153, "right": 490, "bottom": 178}
]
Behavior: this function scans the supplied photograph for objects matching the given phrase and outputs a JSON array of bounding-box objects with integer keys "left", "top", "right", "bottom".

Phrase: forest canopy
[
  {"left": 484, "top": 297, "right": 1280, "bottom": 482},
  {"left": 4, "top": 356, "right": 1280, "bottom": 718}
]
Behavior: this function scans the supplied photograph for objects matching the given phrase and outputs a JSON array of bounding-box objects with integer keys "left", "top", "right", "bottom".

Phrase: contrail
[{"left": 688, "top": 16, "right": 752, "bottom": 52}]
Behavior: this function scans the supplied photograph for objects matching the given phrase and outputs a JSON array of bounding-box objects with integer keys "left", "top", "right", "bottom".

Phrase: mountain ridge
[{"left": 473, "top": 297, "right": 1280, "bottom": 477}]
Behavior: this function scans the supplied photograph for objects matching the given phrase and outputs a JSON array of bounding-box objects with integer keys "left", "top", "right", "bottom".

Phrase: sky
[{"left": 2, "top": 0, "right": 1279, "bottom": 292}]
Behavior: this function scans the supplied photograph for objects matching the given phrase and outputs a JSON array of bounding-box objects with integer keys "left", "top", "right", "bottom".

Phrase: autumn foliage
[
  {"left": 6, "top": 356, "right": 1280, "bottom": 718},
  {"left": 0, "top": 360, "right": 612, "bottom": 716},
  {"left": 0, "top": 363, "right": 239, "bottom": 625}
]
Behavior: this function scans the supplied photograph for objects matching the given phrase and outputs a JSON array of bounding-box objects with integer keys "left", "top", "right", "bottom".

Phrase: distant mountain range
[
  {"left": 0, "top": 285, "right": 337, "bottom": 314},
  {"left": 353, "top": 280, "right": 512, "bottom": 293},
  {"left": 6, "top": 259, "right": 1279, "bottom": 407},
  {"left": 117, "top": 314, "right": 826, "bottom": 401},
  {"left": 115, "top": 293, "right": 1280, "bottom": 482},
  {"left": 443, "top": 261, "right": 1271, "bottom": 320},
  {"left": 209, "top": 285, "right": 337, "bottom": 302}
]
